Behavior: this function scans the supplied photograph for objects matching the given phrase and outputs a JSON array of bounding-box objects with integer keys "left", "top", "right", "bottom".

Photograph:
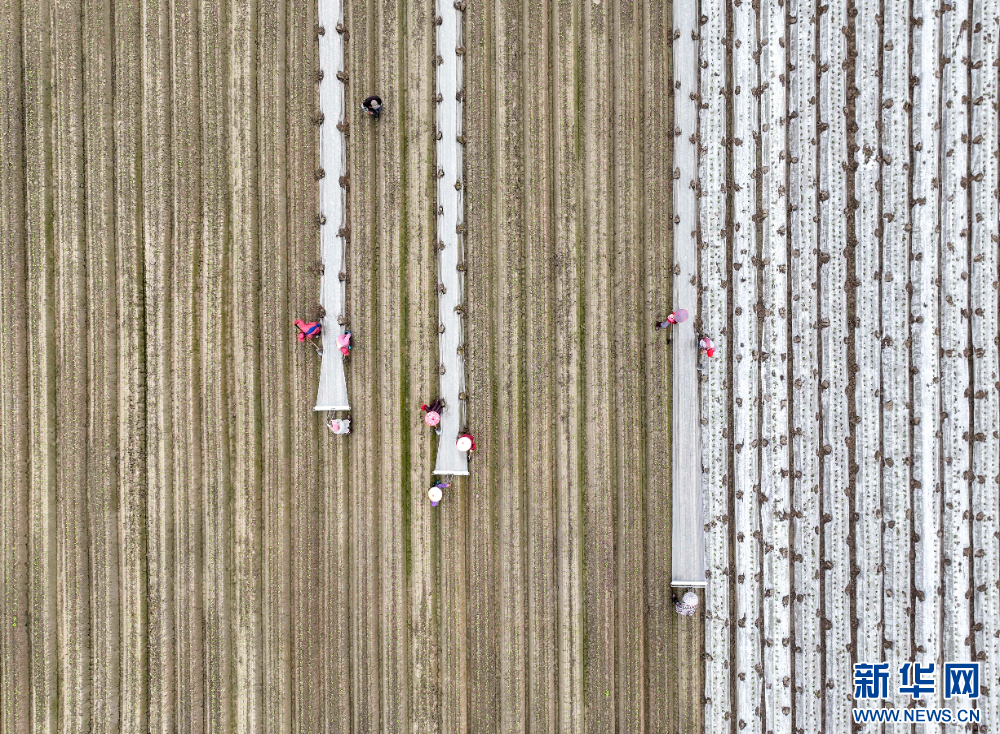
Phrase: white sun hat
[
  {"left": 428, "top": 486, "right": 443, "bottom": 503},
  {"left": 456, "top": 435, "right": 473, "bottom": 452},
  {"left": 682, "top": 591, "right": 699, "bottom": 606}
]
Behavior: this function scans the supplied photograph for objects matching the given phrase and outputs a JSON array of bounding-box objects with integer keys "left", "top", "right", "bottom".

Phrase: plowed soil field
[{"left": 0, "top": 0, "right": 699, "bottom": 732}]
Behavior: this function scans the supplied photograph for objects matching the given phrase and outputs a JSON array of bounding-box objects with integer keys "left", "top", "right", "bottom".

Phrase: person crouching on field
[
  {"left": 337, "top": 330, "right": 352, "bottom": 357},
  {"left": 327, "top": 418, "right": 351, "bottom": 435},
  {"left": 673, "top": 591, "right": 699, "bottom": 616},
  {"left": 655, "top": 308, "right": 689, "bottom": 330},
  {"left": 421, "top": 399, "right": 445, "bottom": 434},
  {"left": 361, "top": 95, "right": 383, "bottom": 119},
  {"left": 294, "top": 318, "right": 322, "bottom": 342},
  {"left": 456, "top": 433, "right": 476, "bottom": 462},
  {"left": 428, "top": 480, "right": 450, "bottom": 507}
]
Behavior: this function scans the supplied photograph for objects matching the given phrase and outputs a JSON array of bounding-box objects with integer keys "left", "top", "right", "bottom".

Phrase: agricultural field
[
  {"left": 691, "top": 0, "right": 1000, "bottom": 731},
  {"left": 5, "top": 0, "right": 997, "bottom": 730},
  {"left": 0, "top": 0, "right": 700, "bottom": 732}
]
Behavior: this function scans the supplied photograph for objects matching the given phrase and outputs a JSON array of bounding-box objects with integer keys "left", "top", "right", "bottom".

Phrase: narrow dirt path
[
  {"left": 81, "top": 0, "right": 123, "bottom": 727},
  {"left": 374, "top": 0, "right": 411, "bottom": 724},
  {"left": 524, "top": 0, "right": 557, "bottom": 728},
  {"left": 52, "top": 0, "right": 93, "bottom": 728},
  {"left": 23, "top": 1, "right": 62, "bottom": 730},
  {"left": 198, "top": 0, "right": 236, "bottom": 727},
  {"left": 402, "top": 0, "right": 440, "bottom": 722},
  {"left": 258, "top": 0, "right": 293, "bottom": 728},
  {"left": 610, "top": 0, "right": 646, "bottom": 728},
  {"left": 642, "top": 0, "right": 676, "bottom": 729},
  {"left": 113, "top": 0, "right": 151, "bottom": 725},
  {"left": 0, "top": 1, "right": 32, "bottom": 729},
  {"left": 169, "top": 0, "right": 205, "bottom": 720},
  {"left": 345, "top": 0, "right": 382, "bottom": 725},
  {"left": 494, "top": 0, "right": 528, "bottom": 727},
  {"left": 228, "top": 0, "right": 265, "bottom": 728},
  {"left": 463, "top": 0, "right": 500, "bottom": 723},
  {"left": 581, "top": 4, "right": 616, "bottom": 729},
  {"left": 142, "top": 0, "right": 177, "bottom": 724}
]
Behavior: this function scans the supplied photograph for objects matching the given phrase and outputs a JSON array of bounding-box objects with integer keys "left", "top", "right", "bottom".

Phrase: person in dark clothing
[
  {"left": 361, "top": 95, "right": 383, "bottom": 119},
  {"left": 421, "top": 398, "right": 444, "bottom": 416}
]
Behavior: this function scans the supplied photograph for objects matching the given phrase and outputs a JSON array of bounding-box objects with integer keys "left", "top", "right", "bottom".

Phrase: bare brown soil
[{"left": 0, "top": 0, "right": 697, "bottom": 730}]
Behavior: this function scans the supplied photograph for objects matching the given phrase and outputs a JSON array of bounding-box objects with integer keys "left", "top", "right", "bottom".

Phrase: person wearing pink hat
[
  {"left": 336, "top": 330, "right": 352, "bottom": 357},
  {"left": 294, "top": 318, "right": 322, "bottom": 341},
  {"left": 655, "top": 308, "right": 689, "bottom": 330},
  {"left": 421, "top": 398, "right": 445, "bottom": 434},
  {"left": 327, "top": 417, "right": 351, "bottom": 435},
  {"left": 698, "top": 336, "right": 715, "bottom": 358}
]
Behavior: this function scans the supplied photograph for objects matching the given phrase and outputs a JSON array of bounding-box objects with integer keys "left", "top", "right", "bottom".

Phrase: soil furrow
[
  {"left": 493, "top": 0, "right": 527, "bottom": 727},
  {"left": 111, "top": 0, "right": 150, "bottom": 723},
  {"left": 345, "top": 0, "right": 382, "bottom": 723},
  {"left": 642, "top": 0, "right": 674, "bottom": 728},
  {"left": 258, "top": 0, "right": 294, "bottom": 728},
  {"left": 0, "top": 0, "right": 32, "bottom": 728},
  {"left": 228, "top": 0, "right": 265, "bottom": 726},
  {"left": 551, "top": 0, "right": 584, "bottom": 728},
  {"left": 677, "top": 591, "right": 706, "bottom": 731},
  {"left": 198, "top": 0, "right": 236, "bottom": 726},
  {"left": 581, "top": 3, "right": 616, "bottom": 730},
  {"left": 169, "top": 0, "right": 204, "bottom": 726},
  {"left": 51, "top": 0, "right": 92, "bottom": 727},
  {"left": 80, "top": 105, "right": 112, "bottom": 734},
  {"left": 610, "top": 0, "right": 645, "bottom": 729},
  {"left": 141, "top": 0, "right": 176, "bottom": 724},
  {"left": 523, "top": 0, "right": 557, "bottom": 728},
  {"left": 291, "top": 1, "right": 330, "bottom": 732},
  {"left": 403, "top": 0, "right": 438, "bottom": 726},
  {"left": 464, "top": 0, "right": 500, "bottom": 723},
  {"left": 25, "top": 0, "right": 61, "bottom": 714},
  {"left": 375, "top": 0, "right": 410, "bottom": 724}
]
